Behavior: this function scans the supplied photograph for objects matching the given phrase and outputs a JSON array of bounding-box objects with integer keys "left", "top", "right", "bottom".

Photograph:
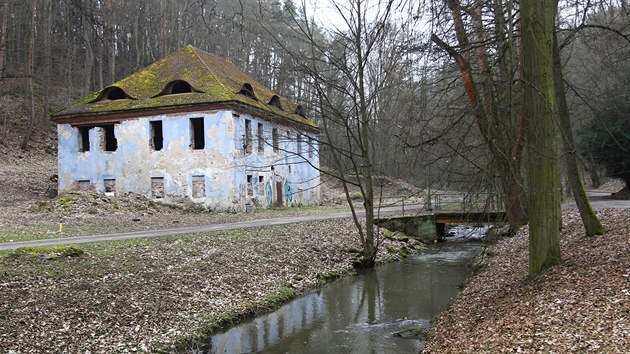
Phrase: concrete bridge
[
  {"left": 374, "top": 191, "right": 506, "bottom": 243},
  {"left": 375, "top": 211, "right": 506, "bottom": 243}
]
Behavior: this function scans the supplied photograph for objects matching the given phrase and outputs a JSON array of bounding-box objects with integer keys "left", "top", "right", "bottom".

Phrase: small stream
[{"left": 196, "top": 226, "right": 487, "bottom": 353}]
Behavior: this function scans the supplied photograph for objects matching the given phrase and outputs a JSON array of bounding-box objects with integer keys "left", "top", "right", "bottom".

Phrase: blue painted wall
[{"left": 57, "top": 109, "right": 320, "bottom": 211}]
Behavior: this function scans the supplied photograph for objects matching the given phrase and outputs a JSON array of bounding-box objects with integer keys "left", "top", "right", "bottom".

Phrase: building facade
[{"left": 51, "top": 46, "right": 320, "bottom": 211}]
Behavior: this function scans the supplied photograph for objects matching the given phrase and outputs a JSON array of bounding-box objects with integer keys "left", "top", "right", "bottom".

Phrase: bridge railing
[
  {"left": 368, "top": 192, "right": 503, "bottom": 217},
  {"left": 373, "top": 194, "right": 424, "bottom": 216},
  {"left": 431, "top": 192, "right": 503, "bottom": 212}
]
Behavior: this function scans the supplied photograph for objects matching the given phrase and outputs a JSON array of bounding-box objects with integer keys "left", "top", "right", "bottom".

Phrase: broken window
[
  {"left": 192, "top": 175, "right": 205, "bottom": 198},
  {"left": 258, "top": 176, "right": 264, "bottom": 196},
  {"left": 297, "top": 134, "right": 302, "bottom": 155},
  {"left": 150, "top": 120, "right": 164, "bottom": 151},
  {"left": 190, "top": 117, "right": 205, "bottom": 150},
  {"left": 78, "top": 126, "right": 91, "bottom": 152},
  {"left": 101, "top": 125, "right": 117, "bottom": 152},
  {"left": 104, "top": 179, "right": 116, "bottom": 194},
  {"left": 244, "top": 119, "right": 252, "bottom": 154},
  {"left": 257, "top": 123, "right": 264, "bottom": 153},
  {"left": 151, "top": 177, "right": 165, "bottom": 199},
  {"left": 247, "top": 175, "right": 253, "bottom": 196},
  {"left": 76, "top": 180, "right": 91, "bottom": 190},
  {"left": 272, "top": 128, "right": 279, "bottom": 153}
]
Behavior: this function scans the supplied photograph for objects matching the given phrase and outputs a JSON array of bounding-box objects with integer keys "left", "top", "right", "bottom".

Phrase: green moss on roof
[{"left": 52, "top": 45, "right": 317, "bottom": 129}]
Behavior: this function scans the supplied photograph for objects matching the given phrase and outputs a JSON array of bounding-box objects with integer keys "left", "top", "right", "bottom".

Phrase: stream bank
[
  {"left": 423, "top": 208, "right": 630, "bottom": 352},
  {"left": 0, "top": 218, "right": 415, "bottom": 352},
  {"left": 184, "top": 227, "right": 487, "bottom": 353}
]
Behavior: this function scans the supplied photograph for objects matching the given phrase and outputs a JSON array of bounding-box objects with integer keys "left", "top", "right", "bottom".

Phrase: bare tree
[
  {"left": 265, "top": 0, "right": 423, "bottom": 266},
  {"left": 431, "top": 0, "right": 528, "bottom": 234}
]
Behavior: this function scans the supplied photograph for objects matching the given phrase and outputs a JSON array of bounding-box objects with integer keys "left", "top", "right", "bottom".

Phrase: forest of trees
[{"left": 1, "top": 0, "right": 629, "bottom": 272}]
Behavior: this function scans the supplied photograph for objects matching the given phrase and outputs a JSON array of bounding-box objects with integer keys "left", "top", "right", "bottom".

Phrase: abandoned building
[{"left": 51, "top": 45, "right": 320, "bottom": 211}]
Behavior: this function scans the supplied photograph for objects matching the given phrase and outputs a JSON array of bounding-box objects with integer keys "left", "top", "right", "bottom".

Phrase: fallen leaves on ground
[
  {"left": 0, "top": 219, "right": 407, "bottom": 352},
  {"left": 423, "top": 208, "right": 630, "bottom": 353}
]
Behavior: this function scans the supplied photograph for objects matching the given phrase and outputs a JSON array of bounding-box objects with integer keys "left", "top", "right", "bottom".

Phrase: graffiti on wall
[
  {"left": 265, "top": 182, "right": 272, "bottom": 206},
  {"left": 284, "top": 182, "right": 293, "bottom": 204}
]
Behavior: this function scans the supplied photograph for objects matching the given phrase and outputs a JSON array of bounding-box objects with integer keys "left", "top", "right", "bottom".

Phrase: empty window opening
[
  {"left": 272, "top": 128, "right": 279, "bottom": 153},
  {"left": 76, "top": 180, "right": 91, "bottom": 190},
  {"left": 247, "top": 175, "right": 253, "bottom": 196},
  {"left": 257, "top": 123, "right": 264, "bottom": 153},
  {"left": 107, "top": 87, "right": 127, "bottom": 100},
  {"left": 288, "top": 165, "right": 292, "bottom": 173},
  {"left": 190, "top": 117, "right": 205, "bottom": 150},
  {"left": 239, "top": 83, "right": 256, "bottom": 100},
  {"left": 244, "top": 119, "right": 252, "bottom": 154},
  {"left": 78, "top": 126, "right": 92, "bottom": 152},
  {"left": 153, "top": 80, "right": 199, "bottom": 97},
  {"left": 91, "top": 86, "right": 133, "bottom": 102},
  {"left": 192, "top": 175, "right": 205, "bottom": 198},
  {"left": 258, "top": 176, "right": 264, "bottom": 196},
  {"left": 268, "top": 95, "right": 283, "bottom": 109},
  {"left": 101, "top": 125, "right": 118, "bottom": 152},
  {"left": 173, "top": 81, "right": 191, "bottom": 93},
  {"left": 294, "top": 105, "right": 306, "bottom": 117},
  {"left": 104, "top": 179, "right": 116, "bottom": 194},
  {"left": 170, "top": 80, "right": 192, "bottom": 94},
  {"left": 297, "top": 134, "right": 302, "bottom": 155},
  {"left": 150, "top": 121, "right": 164, "bottom": 151},
  {"left": 151, "top": 177, "right": 165, "bottom": 199}
]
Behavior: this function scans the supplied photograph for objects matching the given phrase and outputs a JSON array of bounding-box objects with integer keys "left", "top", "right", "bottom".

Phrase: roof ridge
[{"left": 190, "top": 46, "right": 232, "bottom": 99}]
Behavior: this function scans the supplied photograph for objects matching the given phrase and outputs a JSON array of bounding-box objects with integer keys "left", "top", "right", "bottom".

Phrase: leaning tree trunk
[
  {"left": 553, "top": 32, "right": 606, "bottom": 236},
  {"left": 522, "top": 0, "right": 562, "bottom": 276}
]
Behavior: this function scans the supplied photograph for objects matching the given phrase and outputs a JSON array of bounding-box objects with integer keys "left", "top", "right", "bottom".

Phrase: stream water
[{"left": 197, "top": 226, "right": 486, "bottom": 354}]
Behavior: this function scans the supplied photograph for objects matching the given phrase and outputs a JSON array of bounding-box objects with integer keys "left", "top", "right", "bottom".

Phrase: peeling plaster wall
[{"left": 57, "top": 109, "right": 320, "bottom": 211}]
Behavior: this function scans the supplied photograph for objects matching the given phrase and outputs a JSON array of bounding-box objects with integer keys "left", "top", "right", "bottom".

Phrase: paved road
[
  {"left": 563, "top": 191, "right": 630, "bottom": 209},
  {"left": 0, "top": 204, "right": 425, "bottom": 251},
  {"left": 3, "top": 192, "right": 628, "bottom": 251}
]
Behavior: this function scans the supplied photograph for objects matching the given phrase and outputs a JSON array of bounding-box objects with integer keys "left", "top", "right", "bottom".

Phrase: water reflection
[{"left": 201, "top": 242, "right": 482, "bottom": 354}]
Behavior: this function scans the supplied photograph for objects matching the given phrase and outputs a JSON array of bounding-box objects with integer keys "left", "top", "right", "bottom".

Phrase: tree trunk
[
  {"left": 20, "top": 0, "right": 36, "bottom": 150},
  {"left": 522, "top": 0, "right": 561, "bottom": 276},
  {"left": 553, "top": 31, "right": 606, "bottom": 236},
  {"left": 0, "top": 0, "right": 9, "bottom": 76},
  {"left": 42, "top": 0, "right": 52, "bottom": 122}
]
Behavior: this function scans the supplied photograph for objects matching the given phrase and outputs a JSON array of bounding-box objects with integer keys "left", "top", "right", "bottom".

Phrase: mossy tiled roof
[{"left": 51, "top": 45, "right": 317, "bottom": 129}]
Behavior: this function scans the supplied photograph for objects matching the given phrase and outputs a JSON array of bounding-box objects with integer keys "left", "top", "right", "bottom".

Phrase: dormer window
[
  {"left": 239, "top": 83, "right": 257, "bottom": 100},
  {"left": 154, "top": 80, "right": 200, "bottom": 97},
  {"left": 268, "top": 95, "right": 283, "bottom": 109},
  {"left": 92, "top": 86, "right": 132, "bottom": 102},
  {"left": 294, "top": 105, "right": 306, "bottom": 117}
]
